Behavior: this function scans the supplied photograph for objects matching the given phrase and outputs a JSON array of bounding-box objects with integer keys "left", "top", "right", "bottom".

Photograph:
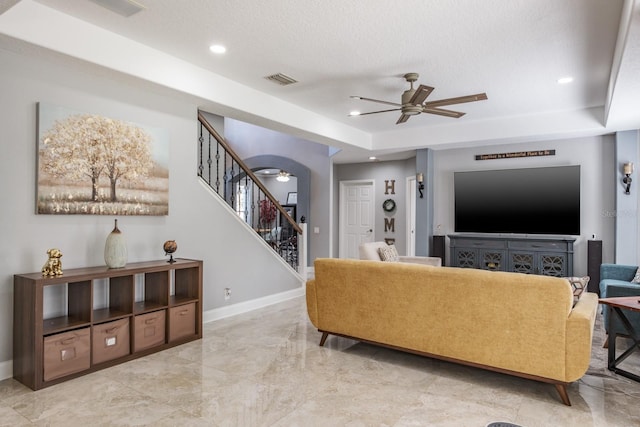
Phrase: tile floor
[{"left": 1, "top": 296, "right": 640, "bottom": 426}]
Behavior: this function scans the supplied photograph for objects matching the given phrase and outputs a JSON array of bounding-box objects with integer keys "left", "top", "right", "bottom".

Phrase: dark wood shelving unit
[{"left": 14, "top": 258, "right": 203, "bottom": 391}]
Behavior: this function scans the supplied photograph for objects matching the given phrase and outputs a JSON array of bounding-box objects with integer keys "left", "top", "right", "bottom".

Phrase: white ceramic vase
[{"left": 104, "top": 219, "right": 127, "bottom": 268}]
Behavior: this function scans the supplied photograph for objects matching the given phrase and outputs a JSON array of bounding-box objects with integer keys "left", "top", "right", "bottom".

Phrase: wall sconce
[
  {"left": 623, "top": 162, "right": 634, "bottom": 194},
  {"left": 416, "top": 173, "right": 424, "bottom": 198}
]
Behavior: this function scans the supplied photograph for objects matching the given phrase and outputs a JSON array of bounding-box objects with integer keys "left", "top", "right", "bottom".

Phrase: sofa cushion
[
  {"left": 565, "top": 276, "right": 589, "bottom": 306},
  {"left": 378, "top": 244, "right": 399, "bottom": 262}
]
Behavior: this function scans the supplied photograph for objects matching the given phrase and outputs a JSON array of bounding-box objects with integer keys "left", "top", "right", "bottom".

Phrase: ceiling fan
[{"left": 350, "top": 73, "right": 488, "bottom": 124}]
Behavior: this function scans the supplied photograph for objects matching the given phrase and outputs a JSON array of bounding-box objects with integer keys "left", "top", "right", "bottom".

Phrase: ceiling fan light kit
[{"left": 350, "top": 73, "right": 487, "bottom": 124}]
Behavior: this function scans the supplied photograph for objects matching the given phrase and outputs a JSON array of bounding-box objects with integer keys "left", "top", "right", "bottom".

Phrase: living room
[{"left": 1, "top": 1, "right": 639, "bottom": 425}]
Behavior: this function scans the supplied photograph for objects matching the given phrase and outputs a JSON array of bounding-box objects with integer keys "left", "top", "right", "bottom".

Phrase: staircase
[{"left": 197, "top": 112, "right": 304, "bottom": 273}]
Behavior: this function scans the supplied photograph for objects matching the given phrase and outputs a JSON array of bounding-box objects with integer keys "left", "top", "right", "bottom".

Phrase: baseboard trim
[
  {"left": 0, "top": 287, "right": 307, "bottom": 382},
  {"left": 0, "top": 359, "right": 12, "bottom": 381},
  {"left": 203, "top": 285, "right": 305, "bottom": 323}
]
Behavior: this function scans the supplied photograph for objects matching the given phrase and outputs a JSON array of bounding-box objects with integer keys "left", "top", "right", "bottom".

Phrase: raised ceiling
[{"left": 1, "top": 0, "right": 639, "bottom": 162}]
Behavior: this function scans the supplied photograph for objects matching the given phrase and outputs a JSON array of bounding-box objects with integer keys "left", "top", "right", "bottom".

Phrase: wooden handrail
[{"left": 197, "top": 111, "right": 302, "bottom": 234}]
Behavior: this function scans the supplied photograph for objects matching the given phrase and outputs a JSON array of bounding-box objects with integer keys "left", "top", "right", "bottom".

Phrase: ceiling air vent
[
  {"left": 264, "top": 73, "right": 298, "bottom": 86},
  {"left": 88, "top": 0, "right": 146, "bottom": 17}
]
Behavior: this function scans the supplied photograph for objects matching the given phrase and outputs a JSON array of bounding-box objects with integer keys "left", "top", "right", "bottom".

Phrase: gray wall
[
  {"left": 334, "top": 159, "right": 416, "bottom": 256},
  {"left": 333, "top": 135, "right": 618, "bottom": 275},
  {"left": 615, "top": 130, "right": 639, "bottom": 264},
  {"left": 0, "top": 43, "right": 301, "bottom": 367},
  {"left": 433, "top": 135, "right": 616, "bottom": 275},
  {"left": 223, "top": 119, "right": 332, "bottom": 264}
]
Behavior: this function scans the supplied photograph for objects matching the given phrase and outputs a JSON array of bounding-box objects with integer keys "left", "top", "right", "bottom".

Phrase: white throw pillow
[
  {"left": 632, "top": 267, "right": 640, "bottom": 283},
  {"left": 378, "top": 244, "right": 399, "bottom": 262}
]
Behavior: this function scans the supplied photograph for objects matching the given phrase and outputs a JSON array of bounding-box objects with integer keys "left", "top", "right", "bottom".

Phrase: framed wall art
[
  {"left": 36, "top": 102, "right": 169, "bottom": 215},
  {"left": 286, "top": 192, "right": 297, "bottom": 205}
]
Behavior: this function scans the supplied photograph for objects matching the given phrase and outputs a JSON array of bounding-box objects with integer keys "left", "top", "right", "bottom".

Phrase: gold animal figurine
[{"left": 42, "top": 248, "right": 63, "bottom": 277}]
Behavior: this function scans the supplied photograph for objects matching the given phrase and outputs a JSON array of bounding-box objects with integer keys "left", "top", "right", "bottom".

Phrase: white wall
[
  {"left": 433, "top": 136, "right": 616, "bottom": 275},
  {"left": 0, "top": 43, "right": 302, "bottom": 366}
]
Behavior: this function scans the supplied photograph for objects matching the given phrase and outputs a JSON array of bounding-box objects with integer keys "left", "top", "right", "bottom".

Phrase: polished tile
[{"left": 1, "top": 297, "right": 640, "bottom": 426}]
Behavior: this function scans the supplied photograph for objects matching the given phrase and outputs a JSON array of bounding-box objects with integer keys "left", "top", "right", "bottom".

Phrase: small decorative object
[
  {"left": 382, "top": 198, "right": 396, "bottom": 212},
  {"left": 42, "top": 248, "right": 63, "bottom": 277},
  {"left": 163, "top": 240, "right": 177, "bottom": 263},
  {"left": 259, "top": 199, "right": 277, "bottom": 226},
  {"left": 416, "top": 173, "right": 425, "bottom": 198},
  {"left": 104, "top": 219, "right": 127, "bottom": 268},
  {"left": 623, "top": 162, "right": 634, "bottom": 194}
]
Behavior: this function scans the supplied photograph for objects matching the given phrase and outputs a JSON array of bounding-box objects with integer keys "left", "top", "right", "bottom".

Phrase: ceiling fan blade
[
  {"left": 423, "top": 107, "right": 465, "bottom": 118},
  {"left": 424, "top": 93, "right": 488, "bottom": 108},
  {"left": 353, "top": 108, "right": 401, "bottom": 116},
  {"left": 409, "top": 85, "right": 434, "bottom": 105},
  {"left": 396, "top": 114, "right": 411, "bottom": 124},
  {"left": 350, "top": 96, "right": 401, "bottom": 107}
]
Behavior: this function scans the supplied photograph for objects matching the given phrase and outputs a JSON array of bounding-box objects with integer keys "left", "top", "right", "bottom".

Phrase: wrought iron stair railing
[{"left": 197, "top": 111, "right": 302, "bottom": 271}]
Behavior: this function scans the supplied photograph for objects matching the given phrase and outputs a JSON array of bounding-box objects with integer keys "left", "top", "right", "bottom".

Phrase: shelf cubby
[{"left": 42, "top": 281, "right": 92, "bottom": 336}]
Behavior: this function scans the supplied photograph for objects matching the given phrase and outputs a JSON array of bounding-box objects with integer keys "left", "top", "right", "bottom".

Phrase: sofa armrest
[
  {"left": 600, "top": 263, "right": 637, "bottom": 282},
  {"left": 598, "top": 281, "right": 640, "bottom": 333},
  {"left": 398, "top": 256, "right": 442, "bottom": 267},
  {"left": 565, "top": 292, "right": 598, "bottom": 382},
  {"left": 600, "top": 281, "right": 640, "bottom": 298},
  {"left": 306, "top": 279, "right": 319, "bottom": 328}
]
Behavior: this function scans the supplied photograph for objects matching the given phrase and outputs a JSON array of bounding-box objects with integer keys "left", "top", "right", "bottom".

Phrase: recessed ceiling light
[
  {"left": 349, "top": 111, "right": 361, "bottom": 116},
  {"left": 209, "top": 44, "right": 226, "bottom": 54},
  {"left": 557, "top": 76, "right": 573, "bottom": 84},
  {"left": 369, "top": 156, "right": 377, "bottom": 160}
]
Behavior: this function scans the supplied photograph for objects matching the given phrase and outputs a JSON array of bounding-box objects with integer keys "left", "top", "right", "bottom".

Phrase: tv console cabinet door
[
  {"left": 452, "top": 248, "right": 478, "bottom": 269},
  {"left": 478, "top": 249, "right": 506, "bottom": 271},
  {"left": 537, "top": 252, "right": 568, "bottom": 277}
]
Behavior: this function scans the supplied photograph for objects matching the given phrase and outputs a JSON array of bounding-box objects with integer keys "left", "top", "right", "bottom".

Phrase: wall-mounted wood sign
[
  {"left": 475, "top": 149, "right": 555, "bottom": 161},
  {"left": 384, "top": 180, "right": 396, "bottom": 195},
  {"left": 384, "top": 218, "right": 395, "bottom": 232}
]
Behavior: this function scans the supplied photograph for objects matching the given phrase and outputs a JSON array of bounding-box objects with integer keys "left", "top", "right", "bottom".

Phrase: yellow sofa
[{"left": 306, "top": 258, "right": 598, "bottom": 406}]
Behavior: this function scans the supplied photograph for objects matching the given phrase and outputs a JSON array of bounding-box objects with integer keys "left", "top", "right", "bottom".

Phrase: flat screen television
[{"left": 454, "top": 165, "right": 580, "bottom": 235}]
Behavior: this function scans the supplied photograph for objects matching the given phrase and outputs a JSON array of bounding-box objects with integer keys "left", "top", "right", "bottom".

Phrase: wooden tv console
[
  {"left": 448, "top": 235, "right": 575, "bottom": 276},
  {"left": 13, "top": 258, "right": 202, "bottom": 390}
]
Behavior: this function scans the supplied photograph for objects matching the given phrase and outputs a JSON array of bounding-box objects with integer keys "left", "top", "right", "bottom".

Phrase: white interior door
[
  {"left": 406, "top": 176, "right": 416, "bottom": 256},
  {"left": 339, "top": 180, "right": 375, "bottom": 259}
]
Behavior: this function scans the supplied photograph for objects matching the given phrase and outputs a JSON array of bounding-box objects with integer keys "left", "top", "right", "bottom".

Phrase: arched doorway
[{"left": 243, "top": 155, "right": 311, "bottom": 265}]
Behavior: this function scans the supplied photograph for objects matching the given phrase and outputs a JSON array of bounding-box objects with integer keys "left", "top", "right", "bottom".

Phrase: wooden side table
[{"left": 599, "top": 296, "right": 640, "bottom": 382}]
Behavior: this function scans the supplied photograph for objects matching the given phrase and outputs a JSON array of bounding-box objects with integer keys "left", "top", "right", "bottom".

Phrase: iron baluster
[
  {"left": 215, "top": 139, "right": 220, "bottom": 194},
  {"left": 198, "top": 123, "right": 204, "bottom": 178}
]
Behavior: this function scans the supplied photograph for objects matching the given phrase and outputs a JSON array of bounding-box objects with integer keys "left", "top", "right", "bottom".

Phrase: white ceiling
[{"left": 1, "top": 0, "right": 639, "bottom": 163}]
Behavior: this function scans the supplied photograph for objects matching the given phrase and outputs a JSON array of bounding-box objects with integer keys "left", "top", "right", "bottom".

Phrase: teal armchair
[{"left": 599, "top": 263, "right": 640, "bottom": 336}]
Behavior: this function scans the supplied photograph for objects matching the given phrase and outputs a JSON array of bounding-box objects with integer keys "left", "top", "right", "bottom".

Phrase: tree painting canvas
[{"left": 37, "top": 103, "right": 169, "bottom": 215}]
